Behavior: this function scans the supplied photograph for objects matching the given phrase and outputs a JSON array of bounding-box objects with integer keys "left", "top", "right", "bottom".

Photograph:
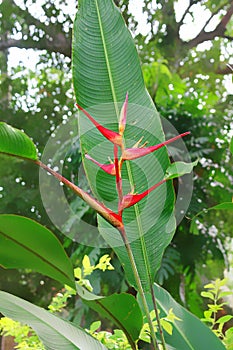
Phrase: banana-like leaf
[
  {"left": 76, "top": 284, "right": 142, "bottom": 348},
  {"left": 139, "top": 284, "right": 225, "bottom": 350},
  {"left": 0, "top": 215, "right": 75, "bottom": 289},
  {"left": 73, "top": 0, "right": 176, "bottom": 291},
  {"left": 0, "top": 122, "right": 38, "bottom": 160},
  {"left": 0, "top": 291, "right": 107, "bottom": 350}
]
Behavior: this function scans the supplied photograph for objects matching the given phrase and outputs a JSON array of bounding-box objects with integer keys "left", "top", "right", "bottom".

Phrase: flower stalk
[{"left": 118, "top": 225, "right": 160, "bottom": 350}]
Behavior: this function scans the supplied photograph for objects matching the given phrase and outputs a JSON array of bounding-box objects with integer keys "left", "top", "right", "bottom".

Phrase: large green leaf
[
  {"left": 76, "top": 285, "right": 142, "bottom": 348},
  {"left": 0, "top": 122, "right": 38, "bottom": 160},
  {"left": 0, "top": 291, "right": 107, "bottom": 350},
  {"left": 0, "top": 215, "right": 75, "bottom": 289},
  {"left": 73, "top": 0, "right": 176, "bottom": 292},
  {"left": 139, "top": 284, "right": 225, "bottom": 350}
]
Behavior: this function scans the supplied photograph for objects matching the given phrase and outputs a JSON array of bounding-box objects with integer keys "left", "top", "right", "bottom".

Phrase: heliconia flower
[
  {"left": 122, "top": 132, "right": 190, "bottom": 161},
  {"left": 76, "top": 104, "right": 122, "bottom": 146},
  {"left": 119, "top": 93, "right": 128, "bottom": 136},
  {"left": 85, "top": 154, "right": 116, "bottom": 175},
  {"left": 119, "top": 179, "right": 167, "bottom": 211}
]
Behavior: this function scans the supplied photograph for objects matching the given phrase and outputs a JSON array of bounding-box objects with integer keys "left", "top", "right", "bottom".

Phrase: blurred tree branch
[
  {"left": 186, "top": 1, "right": 233, "bottom": 48},
  {"left": 0, "top": 0, "right": 127, "bottom": 57},
  {"left": 0, "top": 0, "right": 232, "bottom": 75},
  {"left": 0, "top": 0, "right": 72, "bottom": 56},
  {"left": 0, "top": 35, "right": 71, "bottom": 57},
  {"left": 178, "top": 0, "right": 200, "bottom": 29},
  {"left": 216, "top": 64, "right": 233, "bottom": 74}
]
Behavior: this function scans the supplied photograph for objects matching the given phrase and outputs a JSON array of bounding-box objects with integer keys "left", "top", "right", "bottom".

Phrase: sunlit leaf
[
  {"left": 200, "top": 292, "right": 215, "bottom": 300},
  {"left": 216, "top": 315, "right": 233, "bottom": 324}
]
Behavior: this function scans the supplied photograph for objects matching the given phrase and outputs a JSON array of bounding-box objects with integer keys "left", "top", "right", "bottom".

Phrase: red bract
[
  {"left": 85, "top": 154, "right": 116, "bottom": 175},
  {"left": 119, "top": 93, "right": 128, "bottom": 136},
  {"left": 76, "top": 104, "right": 122, "bottom": 146},
  {"left": 104, "top": 207, "right": 123, "bottom": 226},
  {"left": 119, "top": 179, "right": 167, "bottom": 211},
  {"left": 122, "top": 132, "right": 190, "bottom": 161}
]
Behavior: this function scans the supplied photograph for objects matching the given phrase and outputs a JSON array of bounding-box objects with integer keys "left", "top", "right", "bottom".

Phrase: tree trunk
[{"left": 1, "top": 336, "right": 16, "bottom": 350}]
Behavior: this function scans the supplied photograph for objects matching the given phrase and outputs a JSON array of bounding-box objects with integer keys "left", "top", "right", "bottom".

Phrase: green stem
[
  {"left": 119, "top": 226, "right": 159, "bottom": 350},
  {"left": 213, "top": 294, "right": 218, "bottom": 327},
  {"left": 150, "top": 284, "right": 167, "bottom": 350}
]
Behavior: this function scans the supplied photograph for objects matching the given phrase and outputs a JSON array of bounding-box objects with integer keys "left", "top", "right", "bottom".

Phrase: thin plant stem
[
  {"left": 118, "top": 226, "right": 160, "bottom": 350},
  {"left": 150, "top": 284, "right": 167, "bottom": 350}
]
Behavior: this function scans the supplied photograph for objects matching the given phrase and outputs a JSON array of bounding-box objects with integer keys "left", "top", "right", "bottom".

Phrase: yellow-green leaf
[
  {"left": 160, "top": 319, "right": 173, "bottom": 335},
  {"left": 82, "top": 255, "right": 94, "bottom": 276}
]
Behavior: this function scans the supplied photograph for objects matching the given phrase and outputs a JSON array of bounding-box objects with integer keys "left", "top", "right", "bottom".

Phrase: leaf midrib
[
  {"left": 0, "top": 230, "right": 73, "bottom": 287},
  {"left": 94, "top": 0, "right": 153, "bottom": 290},
  {"left": 95, "top": 0, "right": 118, "bottom": 113}
]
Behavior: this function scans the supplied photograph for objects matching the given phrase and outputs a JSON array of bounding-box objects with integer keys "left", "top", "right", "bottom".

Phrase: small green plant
[
  {"left": 49, "top": 253, "right": 114, "bottom": 314},
  {"left": 139, "top": 308, "right": 181, "bottom": 343},
  {"left": 88, "top": 321, "right": 132, "bottom": 350},
  {"left": 74, "top": 254, "right": 114, "bottom": 292},
  {"left": 201, "top": 278, "right": 233, "bottom": 348},
  {"left": 0, "top": 317, "right": 44, "bottom": 350}
]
